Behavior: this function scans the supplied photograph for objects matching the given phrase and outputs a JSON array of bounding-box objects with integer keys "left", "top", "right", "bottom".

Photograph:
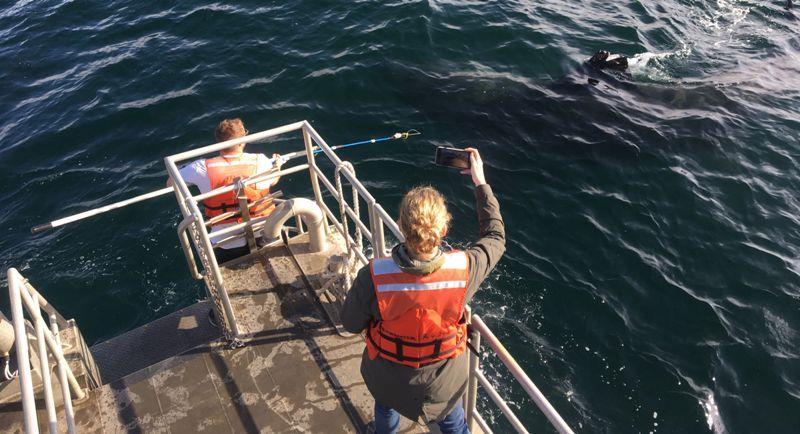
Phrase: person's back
[
  {"left": 341, "top": 148, "right": 505, "bottom": 433},
  {"left": 167, "top": 118, "right": 283, "bottom": 263}
]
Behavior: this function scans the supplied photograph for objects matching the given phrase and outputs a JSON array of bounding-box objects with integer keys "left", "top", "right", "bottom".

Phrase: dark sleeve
[
  {"left": 341, "top": 265, "right": 379, "bottom": 333},
  {"left": 464, "top": 184, "right": 506, "bottom": 303}
]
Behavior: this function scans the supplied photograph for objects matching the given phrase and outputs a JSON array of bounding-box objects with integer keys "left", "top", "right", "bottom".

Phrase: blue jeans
[{"left": 374, "top": 400, "right": 470, "bottom": 434}]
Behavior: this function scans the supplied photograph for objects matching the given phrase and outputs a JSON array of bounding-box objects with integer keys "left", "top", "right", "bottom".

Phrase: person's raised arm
[
  {"left": 461, "top": 148, "right": 505, "bottom": 301},
  {"left": 460, "top": 147, "right": 486, "bottom": 186}
]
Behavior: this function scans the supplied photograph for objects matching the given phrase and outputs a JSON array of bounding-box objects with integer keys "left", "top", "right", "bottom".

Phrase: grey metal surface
[
  {"left": 1, "top": 235, "right": 468, "bottom": 433},
  {"left": 90, "top": 301, "right": 221, "bottom": 385}
]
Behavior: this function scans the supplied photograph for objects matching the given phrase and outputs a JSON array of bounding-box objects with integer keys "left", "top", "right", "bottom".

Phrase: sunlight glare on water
[{"left": 1, "top": 0, "right": 799, "bottom": 432}]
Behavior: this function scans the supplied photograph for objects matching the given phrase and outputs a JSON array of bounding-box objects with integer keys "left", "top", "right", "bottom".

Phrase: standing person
[
  {"left": 167, "top": 118, "right": 282, "bottom": 263},
  {"left": 341, "top": 148, "right": 505, "bottom": 433}
]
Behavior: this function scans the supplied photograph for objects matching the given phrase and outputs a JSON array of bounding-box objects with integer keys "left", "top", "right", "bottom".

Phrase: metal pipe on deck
[{"left": 261, "top": 198, "right": 327, "bottom": 253}]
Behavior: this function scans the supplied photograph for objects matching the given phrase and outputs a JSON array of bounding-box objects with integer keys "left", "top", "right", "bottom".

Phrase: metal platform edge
[{"left": 89, "top": 300, "right": 221, "bottom": 385}]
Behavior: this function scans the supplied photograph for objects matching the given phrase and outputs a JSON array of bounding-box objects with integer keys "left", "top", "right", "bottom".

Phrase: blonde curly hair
[{"left": 398, "top": 186, "right": 451, "bottom": 256}]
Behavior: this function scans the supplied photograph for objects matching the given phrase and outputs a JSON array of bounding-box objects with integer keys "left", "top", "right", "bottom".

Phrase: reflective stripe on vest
[
  {"left": 366, "top": 250, "right": 470, "bottom": 368},
  {"left": 203, "top": 154, "right": 274, "bottom": 225}
]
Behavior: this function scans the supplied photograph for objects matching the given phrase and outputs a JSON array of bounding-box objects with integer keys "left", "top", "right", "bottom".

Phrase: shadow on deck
[{"left": 0, "top": 231, "right": 445, "bottom": 433}]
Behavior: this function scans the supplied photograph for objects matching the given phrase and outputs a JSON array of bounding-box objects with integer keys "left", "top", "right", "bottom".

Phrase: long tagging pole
[
  {"left": 30, "top": 130, "right": 420, "bottom": 234},
  {"left": 31, "top": 187, "right": 173, "bottom": 234}
]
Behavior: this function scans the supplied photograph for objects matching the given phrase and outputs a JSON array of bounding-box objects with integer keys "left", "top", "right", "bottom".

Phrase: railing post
[
  {"left": 30, "top": 285, "right": 57, "bottom": 434},
  {"left": 466, "top": 314, "right": 481, "bottom": 432},
  {"left": 177, "top": 216, "right": 204, "bottom": 280},
  {"left": 334, "top": 164, "right": 354, "bottom": 287},
  {"left": 366, "top": 197, "right": 378, "bottom": 252},
  {"left": 166, "top": 152, "right": 241, "bottom": 344},
  {"left": 50, "top": 318, "right": 77, "bottom": 434},
  {"left": 236, "top": 179, "right": 257, "bottom": 252},
  {"left": 351, "top": 178, "right": 363, "bottom": 253},
  {"left": 302, "top": 124, "right": 329, "bottom": 231},
  {"left": 372, "top": 207, "right": 387, "bottom": 258},
  {"left": 189, "top": 200, "right": 241, "bottom": 342},
  {"left": 8, "top": 269, "right": 39, "bottom": 434}
]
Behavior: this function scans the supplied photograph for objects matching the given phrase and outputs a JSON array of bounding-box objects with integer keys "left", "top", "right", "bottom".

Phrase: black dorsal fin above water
[{"left": 588, "top": 50, "right": 629, "bottom": 72}]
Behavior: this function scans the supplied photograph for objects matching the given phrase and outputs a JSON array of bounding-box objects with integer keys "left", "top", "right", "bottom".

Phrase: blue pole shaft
[{"left": 312, "top": 135, "right": 395, "bottom": 154}]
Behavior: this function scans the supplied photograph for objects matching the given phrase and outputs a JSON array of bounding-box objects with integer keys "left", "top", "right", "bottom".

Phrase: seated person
[{"left": 168, "top": 118, "right": 282, "bottom": 263}]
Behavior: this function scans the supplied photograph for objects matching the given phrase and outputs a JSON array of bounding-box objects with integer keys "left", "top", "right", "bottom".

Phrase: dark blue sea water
[{"left": 1, "top": 1, "right": 799, "bottom": 432}]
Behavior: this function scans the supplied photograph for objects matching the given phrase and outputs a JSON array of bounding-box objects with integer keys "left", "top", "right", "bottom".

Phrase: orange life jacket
[
  {"left": 366, "top": 250, "right": 470, "bottom": 368},
  {"left": 203, "top": 154, "right": 275, "bottom": 225}
]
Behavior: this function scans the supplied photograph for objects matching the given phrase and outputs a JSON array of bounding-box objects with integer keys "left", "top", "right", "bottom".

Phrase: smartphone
[{"left": 435, "top": 146, "right": 471, "bottom": 170}]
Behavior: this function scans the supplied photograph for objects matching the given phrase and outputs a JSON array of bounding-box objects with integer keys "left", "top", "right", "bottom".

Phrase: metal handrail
[
  {"left": 177, "top": 216, "right": 204, "bottom": 280},
  {"left": 7, "top": 268, "right": 84, "bottom": 434},
  {"left": 301, "top": 122, "right": 573, "bottom": 433},
  {"left": 162, "top": 121, "right": 572, "bottom": 433},
  {"left": 163, "top": 121, "right": 406, "bottom": 343},
  {"left": 468, "top": 314, "right": 575, "bottom": 434},
  {"left": 303, "top": 122, "right": 404, "bottom": 261}
]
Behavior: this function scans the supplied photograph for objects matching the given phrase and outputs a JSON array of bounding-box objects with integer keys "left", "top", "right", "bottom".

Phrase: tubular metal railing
[
  {"left": 164, "top": 121, "right": 403, "bottom": 345},
  {"left": 465, "top": 314, "right": 575, "bottom": 434},
  {"left": 164, "top": 121, "right": 573, "bottom": 433},
  {"left": 7, "top": 268, "right": 87, "bottom": 434}
]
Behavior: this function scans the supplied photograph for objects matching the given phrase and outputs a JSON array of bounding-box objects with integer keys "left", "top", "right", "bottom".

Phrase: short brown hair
[
  {"left": 215, "top": 118, "right": 247, "bottom": 142},
  {"left": 398, "top": 186, "right": 451, "bottom": 255}
]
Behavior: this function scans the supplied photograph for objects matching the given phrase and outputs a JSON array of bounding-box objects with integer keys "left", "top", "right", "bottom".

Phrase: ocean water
[{"left": 1, "top": 1, "right": 799, "bottom": 432}]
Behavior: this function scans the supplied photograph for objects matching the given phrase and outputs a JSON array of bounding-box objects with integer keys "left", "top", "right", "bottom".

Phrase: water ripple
[{"left": 1, "top": 1, "right": 799, "bottom": 433}]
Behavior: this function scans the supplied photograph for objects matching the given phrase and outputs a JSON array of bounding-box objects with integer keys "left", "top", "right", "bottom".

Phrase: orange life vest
[
  {"left": 203, "top": 154, "right": 275, "bottom": 225},
  {"left": 366, "top": 250, "right": 470, "bottom": 368}
]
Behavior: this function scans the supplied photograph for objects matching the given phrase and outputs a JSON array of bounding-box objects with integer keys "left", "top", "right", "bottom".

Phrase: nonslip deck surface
[{"left": 0, "top": 231, "right": 446, "bottom": 433}]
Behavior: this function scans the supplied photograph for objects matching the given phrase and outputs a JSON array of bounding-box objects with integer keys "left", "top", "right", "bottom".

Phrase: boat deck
[{"left": 0, "top": 231, "right": 449, "bottom": 433}]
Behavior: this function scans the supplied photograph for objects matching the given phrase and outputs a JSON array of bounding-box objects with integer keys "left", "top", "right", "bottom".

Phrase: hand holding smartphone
[
  {"left": 434, "top": 146, "right": 486, "bottom": 186},
  {"left": 434, "top": 147, "right": 471, "bottom": 169}
]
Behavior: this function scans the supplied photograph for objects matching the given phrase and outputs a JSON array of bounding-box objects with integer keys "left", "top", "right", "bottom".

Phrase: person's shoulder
[
  {"left": 182, "top": 158, "right": 207, "bottom": 171},
  {"left": 356, "top": 261, "right": 376, "bottom": 282},
  {"left": 244, "top": 152, "right": 269, "bottom": 163}
]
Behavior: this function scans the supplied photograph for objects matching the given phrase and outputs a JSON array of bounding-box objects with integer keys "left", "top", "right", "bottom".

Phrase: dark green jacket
[{"left": 341, "top": 184, "right": 505, "bottom": 423}]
